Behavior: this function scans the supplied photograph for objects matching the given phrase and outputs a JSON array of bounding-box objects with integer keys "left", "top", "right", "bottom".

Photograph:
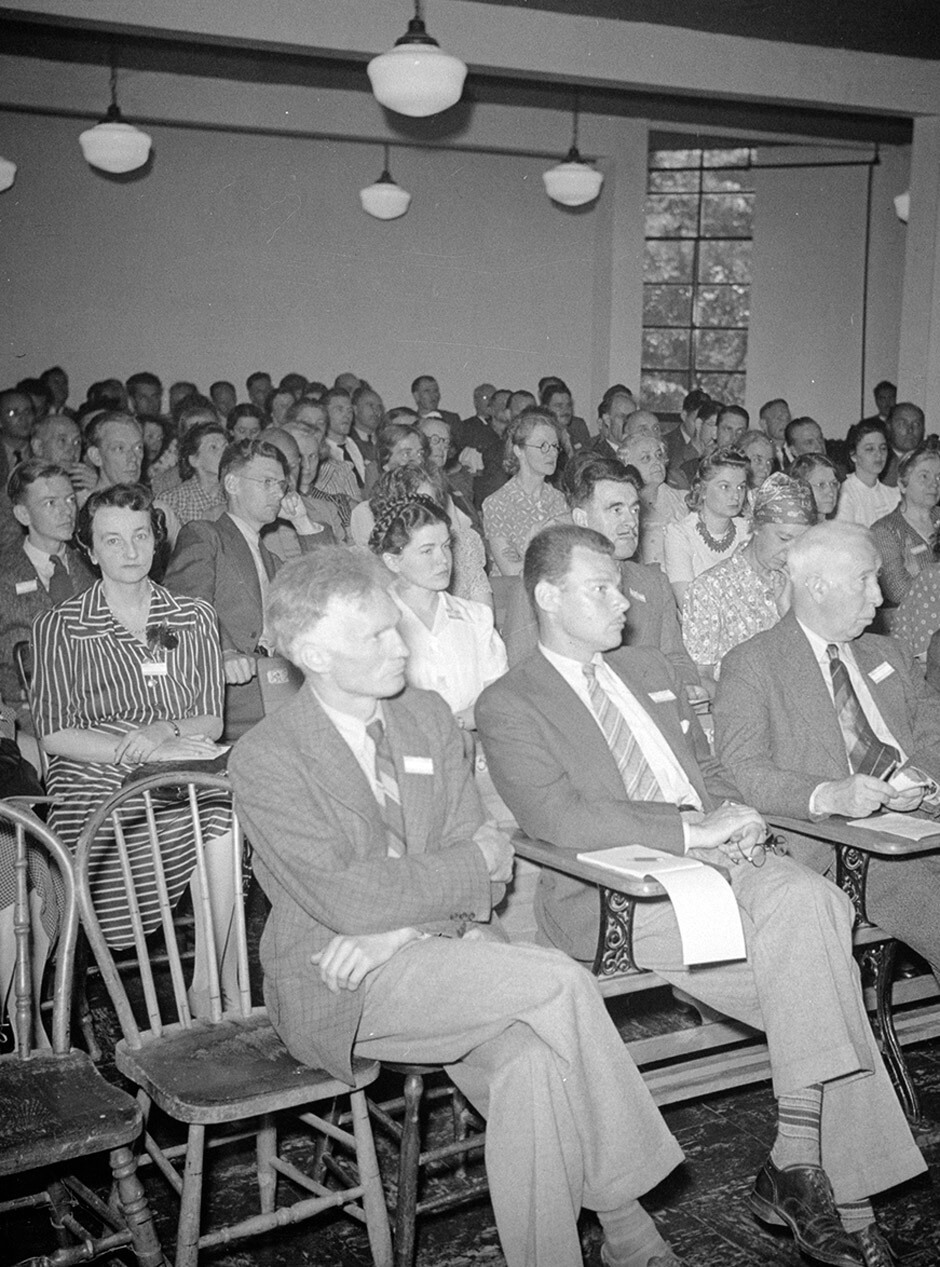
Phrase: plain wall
[
  {"left": 0, "top": 110, "right": 601, "bottom": 416},
  {"left": 746, "top": 145, "right": 909, "bottom": 435}
]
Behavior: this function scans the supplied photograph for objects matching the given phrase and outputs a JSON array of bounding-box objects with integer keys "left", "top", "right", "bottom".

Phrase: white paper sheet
[
  {"left": 846, "top": 813, "right": 940, "bottom": 841},
  {"left": 576, "top": 845, "right": 746, "bottom": 966}
]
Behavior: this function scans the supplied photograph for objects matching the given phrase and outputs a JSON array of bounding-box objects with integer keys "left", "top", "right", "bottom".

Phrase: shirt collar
[
  {"left": 539, "top": 642, "right": 602, "bottom": 676},
  {"left": 227, "top": 511, "right": 261, "bottom": 546},
  {"left": 797, "top": 617, "right": 849, "bottom": 663},
  {"left": 309, "top": 682, "right": 384, "bottom": 743}
]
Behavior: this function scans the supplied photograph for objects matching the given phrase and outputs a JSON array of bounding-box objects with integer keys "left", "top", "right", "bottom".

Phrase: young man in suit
[
  {"left": 163, "top": 438, "right": 324, "bottom": 740},
  {"left": 715, "top": 520, "right": 940, "bottom": 984},
  {"left": 477, "top": 523, "right": 923, "bottom": 1267},
  {"left": 0, "top": 460, "right": 95, "bottom": 712},
  {"left": 229, "top": 546, "right": 688, "bottom": 1267}
]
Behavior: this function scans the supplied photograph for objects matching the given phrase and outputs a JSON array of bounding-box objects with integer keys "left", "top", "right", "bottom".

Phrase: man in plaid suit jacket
[{"left": 230, "top": 546, "right": 688, "bottom": 1267}]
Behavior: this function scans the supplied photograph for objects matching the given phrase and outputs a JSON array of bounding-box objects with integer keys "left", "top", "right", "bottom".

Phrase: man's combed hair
[
  {"left": 7, "top": 459, "right": 70, "bottom": 505},
  {"left": 523, "top": 522, "right": 613, "bottom": 609},
  {"left": 218, "top": 437, "right": 289, "bottom": 489},
  {"left": 85, "top": 411, "right": 139, "bottom": 449},
  {"left": 563, "top": 452, "right": 640, "bottom": 510},
  {"left": 267, "top": 547, "right": 387, "bottom": 662}
]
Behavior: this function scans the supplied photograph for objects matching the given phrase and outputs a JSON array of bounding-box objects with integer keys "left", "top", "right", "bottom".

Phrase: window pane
[
  {"left": 694, "top": 329, "right": 748, "bottom": 371},
  {"left": 644, "top": 284, "right": 693, "bottom": 328},
  {"left": 645, "top": 194, "right": 699, "bottom": 237},
  {"left": 641, "top": 371, "right": 690, "bottom": 414},
  {"left": 644, "top": 329, "right": 691, "bottom": 369},
  {"left": 698, "top": 240, "right": 752, "bottom": 284},
  {"left": 649, "top": 169, "right": 700, "bottom": 193},
  {"left": 701, "top": 193, "right": 754, "bottom": 238},
  {"left": 650, "top": 149, "right": 700, "bottom": 169},
  {"left": 698, "top": 372, "right": 746, "bottom": 406},
  {"left": 703, "top": 148, "right": 752, "bottom": 168},
  {"left": 644, "top": 240, "right": 695, "bottom": 283},
  {"left": 695, "top": 285, "right": 750, "bottom": 328},
  {"left": 702, "top": 168, "right": 754, "bottom": 193}
]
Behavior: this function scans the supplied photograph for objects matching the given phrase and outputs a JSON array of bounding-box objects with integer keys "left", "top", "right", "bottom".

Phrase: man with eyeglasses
[
  {"left": 478, "top": 523, "right": 925, "bottom": 1267},
  {"left": 164, "top": 437, "right": 325, "bottom": 740}
]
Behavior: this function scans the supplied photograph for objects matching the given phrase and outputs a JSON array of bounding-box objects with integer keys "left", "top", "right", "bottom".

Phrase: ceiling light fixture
[
  {"left": 368, "top": 1, "right": 467, "bottom": 118},
  {"left": 543, "top": 106, "right": 604, "bottom": 208},
  {"left": 359, "top": 144, "right": 412, "bottom": 220},
  {"left": 0, "top": 157, "right": 16, "bottom": 193},
  {"left": 79, "top": 63, "right": 152, "bottom": 174}
]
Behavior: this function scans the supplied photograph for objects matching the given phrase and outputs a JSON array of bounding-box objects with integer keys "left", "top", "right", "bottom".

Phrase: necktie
[
  {"left": 47, "top": 554, "right": 72, "bottom": 605},
  {"left": 582, "top": 663, "right": 664, "bottom": 802},
  {"left": 826, "top": 644, "right": 900, "bottom": 779},
  {"left": 366, "top": 718, "right": 407, "bottom": 857}
]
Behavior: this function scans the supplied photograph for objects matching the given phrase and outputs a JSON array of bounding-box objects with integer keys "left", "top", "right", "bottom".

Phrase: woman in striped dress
[{"left": 30, "top": 483, "right": 236, "bottom": 1008}]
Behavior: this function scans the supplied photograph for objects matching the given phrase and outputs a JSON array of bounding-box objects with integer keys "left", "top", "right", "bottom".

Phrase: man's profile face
[
  {"left": 32, "top": 416, "right": 81, "bottom": 466},
  {"left": 579, "top": 481, "right": 639, "bottom": 560},
  {"left": 414, "top": 378, "right": 441, "bottom": 414},
  {"left": 874, "top": 384, "right": 896, "bottom": 418},
  {"left": 889, "top": 406, "right": 924, "bottom": 455},
  {"left": 131, "top": 382, "right": 162, "bottom": 418},
  {"left": 313, "top": 588, "right": 409, "bottom": 706},
  {"left": 809, "top": 545, "right": 882, "bottom": 642},
  {"left": 91, "top": 420, "right": 145, "bottom": 485},
  {"left": 16, "top": 475, "right": 77, "bottom": 544},
  {"left": 354, "top": 391, "right": 383, "bottom": 435},
  {"left": 603, "top": 395, "right": 634, "bottom": 444},
  {"left": 226, "top": 454, "right": 287, "bottom": 527},
  {"left": 717, "top": 412, "right": 746, "bottom": 449},
  {"left": 546, "top": 546, "right": 630, "bottom": 657},
  {"left": 294, "top": 404, "right": 328, "bottom": 445},
  {"left": 789, "top": 422, "right": 826, "bottom": 457},
  {"left": 761, "top": 403, "right": 791, "bottom": 444},
  {"left": 326, "top": 395, "right": 354, "bottom": 438}
]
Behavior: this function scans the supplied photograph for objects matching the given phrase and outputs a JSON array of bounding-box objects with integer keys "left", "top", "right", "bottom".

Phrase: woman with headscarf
[{"left": 681, "top": 472, "right": 817, "bottom": 689}]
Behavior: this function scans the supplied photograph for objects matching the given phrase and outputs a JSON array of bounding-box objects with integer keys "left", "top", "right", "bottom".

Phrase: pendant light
[
  {"left": 0, "top": 157, "right": 16, "bottom": 193},
  {"left": 543, "top": 106, "right": 603, "bottom": 208},
  {"left": 368, "top": 1, "right": 467, "bottom": 118},
  {"left": 79, "top": 63, "right": 152, "bottom": 174},
  {"left": 360, "top": 145, "right": 412, "bottom": 220}
]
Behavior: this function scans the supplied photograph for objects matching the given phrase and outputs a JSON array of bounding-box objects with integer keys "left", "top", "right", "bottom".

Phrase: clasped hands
[
  {"left": 684, "top": 801, "right": 770, "bottom": 870},
  {"left": 115, "top": 723, "right": 224, "bottom": 766}
]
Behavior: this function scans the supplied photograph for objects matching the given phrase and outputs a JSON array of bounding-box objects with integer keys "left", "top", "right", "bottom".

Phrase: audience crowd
[{"left": 3, "top": 360, "right": 940, "bottom": 1267}]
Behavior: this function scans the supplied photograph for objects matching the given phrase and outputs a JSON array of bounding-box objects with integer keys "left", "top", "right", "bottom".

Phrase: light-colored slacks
[{"left": 356, "top": 937, "right": 684, "bottom": 1267}]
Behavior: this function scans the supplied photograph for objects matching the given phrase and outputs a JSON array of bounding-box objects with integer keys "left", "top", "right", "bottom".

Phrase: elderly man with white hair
[{"left": 716, "top": 520, "right": 940, "bottom": 992}]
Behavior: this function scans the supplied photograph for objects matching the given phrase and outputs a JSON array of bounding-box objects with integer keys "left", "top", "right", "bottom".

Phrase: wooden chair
[
  {"left": 0, "top": 799, "right": 164, "bottom": 1267},
  {"left": 73, "top": 770, "right": 392, "bottom": 1267}
]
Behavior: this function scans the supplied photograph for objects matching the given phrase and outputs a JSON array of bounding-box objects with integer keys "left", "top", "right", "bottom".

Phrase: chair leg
[
  {"left": 394, "top": 1072, "right": 424, "bottom": 1267},
  {"left": 451, "top": 1086, "right": 469, "bottom": 1181},
  {"left": 865, "top": 940, "right": 923, "bottom": 1125},
  {"left": 46, "top": 1178, "right": 75, "bottom": 1252},
  {"left": 175, "top": 1124, "right": 206, "bottom": 1267},
  {"left": 72, "top": 933, "right": 102, "bottom": 1062},
  {"left": 256, "top": 1113, "right": 278, "bottom": 1214},
  {"left": 349, "top": 1088, "right": 393, "bottom": 1267},
  {"left": 109, "top": 1144, "right": 166, "bottom": 1267}
]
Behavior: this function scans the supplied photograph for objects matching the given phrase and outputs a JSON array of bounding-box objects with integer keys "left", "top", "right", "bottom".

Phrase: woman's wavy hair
[
  {"left": 368, "top": 493, "right": 451, "bottom": 556},
  {"left": 376, "top": 422, "right": 428, "bottom": 472},
  {"left": 178, "top": 419, "right": 227, "bottom": 481},
  {"left": 76, "top": 482, "right": 167, "bottom": 558},
  {"left": 686, "top": 446, "right": 749, "bottom": 512}
]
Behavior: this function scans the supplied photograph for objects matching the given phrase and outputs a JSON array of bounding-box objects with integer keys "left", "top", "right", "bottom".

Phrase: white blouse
[
  {"left": 392, "top": 591, "right": 508, "bottom": 715},
  {"left": 834, "top": 473, "right": 901, "bottom": 529}
]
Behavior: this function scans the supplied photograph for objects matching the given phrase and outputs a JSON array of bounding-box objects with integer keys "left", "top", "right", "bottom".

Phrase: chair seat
[
  {"left": 116, "top": 1008, "right": 380, "bottom": 1125},
  {"left": 0, "top": 1050, "right": 143, "bottom": 1176}
]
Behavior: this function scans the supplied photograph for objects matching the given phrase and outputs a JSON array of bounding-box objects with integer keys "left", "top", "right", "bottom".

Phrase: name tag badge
[
  {"left": 649, "top": 689, "right": 676, "bottom": 703},
  {"left": 141, "top": 661, "right": 169, "bottom": 678},
  {"left": 15, "top": 579, "right": 38, "bottom": 595},
  {"left": 628, "top": 588, "right": 647, "bottom": 603},
  {"left": 403, "top": 755, "right": 434, "bottom": 775},
  {"left": 681, "top": 719, "right": 691, "bottom": 734},
  {"left": 911, "top": 543, "right": 928, "bottom": 555},
  {"left": 869, "top": 662, "right": 894, "bottom": 684}
]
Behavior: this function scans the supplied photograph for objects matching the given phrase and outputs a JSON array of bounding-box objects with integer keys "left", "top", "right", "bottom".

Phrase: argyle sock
[
  {"left": 837, "top": 1198, "right": 876, "bottom": 1233},
  {"left": 598, "top": 1200, "right": 673, "bottom": 1267},
  {"left": 770, "top": 1084, "right": 823, "bottom": 1170}
]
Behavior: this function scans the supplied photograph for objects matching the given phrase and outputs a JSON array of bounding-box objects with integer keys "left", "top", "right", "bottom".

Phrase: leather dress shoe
[
  {"left": 749, "top": 1159, "right": 864, "bottom": 1267},
  {"left": 853, "top": 1225, "right": 897, "bottom": 1267}
]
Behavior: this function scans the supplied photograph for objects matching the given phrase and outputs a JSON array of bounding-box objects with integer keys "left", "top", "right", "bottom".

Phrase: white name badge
[
  {"left": 911, "top": 543, "right": 928, "bottom": 555},
  {"left": 649, "top": 689, "right": 676, "bottom": 703},
  {"left": 141, "top": 661, "right": 169, "bottom": 678},
  {"left": 15, "top": 579, "right": 38, "bottom": 595},
  {"left": 403, "top": 755, "right": 434, "bottom": 775},
  {"left": 628, "top": 588, "right": 647, "bottom": 603},
  {"left": 869, "top": 662, "right": 894, "bottom": 684}
]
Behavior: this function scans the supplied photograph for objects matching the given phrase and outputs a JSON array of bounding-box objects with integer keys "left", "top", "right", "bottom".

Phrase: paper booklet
[
  {"left": 577, "top": 844, "right": 746, "bottom": 966},
  {"left": 846, "top": 812, "right": 940, "bottom": 842}
]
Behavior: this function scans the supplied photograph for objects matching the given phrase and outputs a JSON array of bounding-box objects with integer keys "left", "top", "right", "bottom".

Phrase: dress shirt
[
  {"left": 309, "top": 686, "right": 392, "bottom": 822},
  {"left": 227, "top": 513, "right": 270, "bottom": 598},
  {"left": 327, "top": 435, "right": 365, "bottom": 483},
  {"left": 539, "top": 643, "right": 703, "bottom": 842},
  {"left": 797, "top": 619, "right": 909, "bottom": 813},
  {"left": 23, "top": 539, "right": 69, "bottom": 590}
]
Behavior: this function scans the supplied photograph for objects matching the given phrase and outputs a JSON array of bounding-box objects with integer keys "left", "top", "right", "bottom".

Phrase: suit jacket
[
  {"left": 664, "top": 427, "right": 699, "bottom": 490},
  {"left": 500, "top": 558, "right": 698, "bottom": 689},
  {"left": 0, "top": 542, "right": 95, "bottom": 702},
  {"left": 229, "top": 684, "right": 494, "bottom": 1080},
  {"left": 0, "top": 445, "right": 23, "bottom": 561},
  {"left": 715, "top": 610, "right": 940, "bottom": 826},
  {"left": 477, "top": 646, "right": 740, "bottom": 959},
  {"left": 163, "top": 512, "right": 318, "bottom": 738}
]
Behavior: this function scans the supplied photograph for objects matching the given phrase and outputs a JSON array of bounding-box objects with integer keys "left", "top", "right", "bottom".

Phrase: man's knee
[{"left": 746, "top": 856, "right": 854, "bottom": 929}]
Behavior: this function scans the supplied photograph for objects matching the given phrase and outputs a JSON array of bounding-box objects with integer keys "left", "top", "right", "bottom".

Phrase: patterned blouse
[
  {"left": 870, "top": 505, "right": 940, "bottom": 607},
  {"left": 482, "top": 477, "right": 568, "bottom": 576},
  {"left": 893, "top": 564, "right": 940, "bottom": 658},
  {"left": 682, "top": 548, "right": 785, "bottom": 667}
]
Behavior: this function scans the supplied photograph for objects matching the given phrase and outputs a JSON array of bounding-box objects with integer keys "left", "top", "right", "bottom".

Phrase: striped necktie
[
  {"left": 582, "top": 662, "right": 664, "bottom": 802},
  {"left": 366, "top": 717, "right": 407, "bottom": 857},
  {"left": 826, "top": 644, "right": 900, "bottom": 779}
]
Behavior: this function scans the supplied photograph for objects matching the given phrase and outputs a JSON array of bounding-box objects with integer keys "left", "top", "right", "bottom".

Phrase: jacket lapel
[
  {"left": 218, "top": 513, "right": 265, "bottom": 612},
  {"left": 775, "top": 612, "right": 850, "bottom": 769}
]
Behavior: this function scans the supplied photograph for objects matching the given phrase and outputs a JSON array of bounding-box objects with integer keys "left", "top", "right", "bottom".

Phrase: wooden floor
[{"left": 5, "top": 981, "right": 940, "bottom": 1267}]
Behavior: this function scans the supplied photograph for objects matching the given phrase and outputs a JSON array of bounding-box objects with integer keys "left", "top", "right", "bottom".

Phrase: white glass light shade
[
  {"left": 0, "top": 157, "right": 16, "bottom": 192},
  {"left": 360, "top": 174, "right": 412, "bottom": 220},
  {"left": 542, "top": 157, "right": 604, "bottom": 207},
  {"left": 79, "top": 120, "right": 152, "bottom": 173},
  {"left": 894, "top": 190, "right": 910, "bottom": 223},
  {"left": 368, "top": 43, "right": 467, "bottom": 117}
]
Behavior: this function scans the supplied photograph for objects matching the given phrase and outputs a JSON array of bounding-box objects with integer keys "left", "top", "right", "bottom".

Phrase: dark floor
[{"left": 6, "top": 979, "right": 940, "bottom": 1267}]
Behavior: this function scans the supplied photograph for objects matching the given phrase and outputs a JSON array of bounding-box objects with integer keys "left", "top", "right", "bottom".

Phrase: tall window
[{"left": 641, "top": 147, "right": 755, "bottom": 414}]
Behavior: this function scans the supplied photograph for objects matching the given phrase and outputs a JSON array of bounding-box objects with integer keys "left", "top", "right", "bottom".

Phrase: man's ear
[
  {"left": 803, "top": 573, "right": 827, "bottom": 604},
  {"left": 294, "top": 633, "right": 330, "bottom": 676},
  {"left": 86, "top": 445, "right": 101, "bottom": 472},
  {"left": 533, "top": 578, "right": 561, "bottom": 616},
  {"left": 12, "top": 502, "right": 30, "bottom": 529},
  {"left": 571, "top": 507, "right": 588, "bottom": 530}
]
